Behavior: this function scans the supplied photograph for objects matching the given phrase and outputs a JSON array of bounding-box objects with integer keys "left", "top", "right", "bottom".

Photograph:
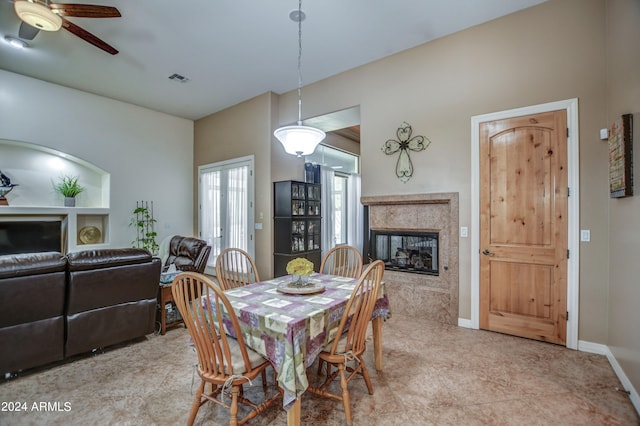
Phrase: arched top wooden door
[{"left": 479, "top": 110, "right": 568, "bottom": 345}]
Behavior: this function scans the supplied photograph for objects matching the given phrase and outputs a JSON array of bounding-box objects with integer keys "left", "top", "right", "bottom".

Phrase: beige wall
[
  {"left": 194, "top": 92, "right": 274, "bottom": 277},
  {"left": 281, "top": 0, "right": 609, "bottom": 342},
  {"left": 323, "top": 132, "right": 361, "bottom": 155},
  {"left": 606, "top": 0, "right": 640, "bottom": 397},
  {"left": 197, "top": 0, "right": 619, "bottom": 346}
]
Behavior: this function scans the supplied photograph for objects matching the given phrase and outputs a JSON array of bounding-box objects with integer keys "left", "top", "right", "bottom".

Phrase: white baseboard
[
  {"left": 457, "top": 317, "right": 473, "bottom": 328},
  {"left": 579, "top": 340, "right": 640, "bottom": 415},
  {"left": 577, "top": 339, "right": 608, "bottom": 355},
  {"left": 605, "top": 348, "right": 640, "bottom": 415}
]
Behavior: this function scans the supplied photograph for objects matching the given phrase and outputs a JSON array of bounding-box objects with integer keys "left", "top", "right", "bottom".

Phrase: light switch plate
[
  {"left": 460, "top": 226, "right": 468, "bottom": 238},
  {"left": 580, "top": 229, "right": 590, "bottom": 242},
  {"left": 600, "top": 128, "right": 609, "bottom": 140}
]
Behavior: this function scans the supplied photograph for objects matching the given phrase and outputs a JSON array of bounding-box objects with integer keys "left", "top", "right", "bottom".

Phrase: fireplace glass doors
[{"left": 370, "top": 230, "right": 438, "bottom": 275}]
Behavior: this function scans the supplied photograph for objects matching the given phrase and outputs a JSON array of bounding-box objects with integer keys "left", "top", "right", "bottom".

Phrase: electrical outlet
[{"left": 580, "top": 229, "right": 590, "bottom": 242}]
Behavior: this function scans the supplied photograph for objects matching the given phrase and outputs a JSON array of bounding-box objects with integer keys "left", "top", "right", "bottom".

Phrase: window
[
  {"left": 305, "top": 144, "right": 359, "bottom": 174},
  {"left": 306, "top": 145, "right": 362, "bottom": 256},
  {"left": 333, "top": 174, "right": 348, "bottom": 245}
]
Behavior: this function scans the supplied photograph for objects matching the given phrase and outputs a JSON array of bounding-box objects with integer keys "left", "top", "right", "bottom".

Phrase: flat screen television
[{"left": 0, "top": 221, "right": 63, "bottom": 255}]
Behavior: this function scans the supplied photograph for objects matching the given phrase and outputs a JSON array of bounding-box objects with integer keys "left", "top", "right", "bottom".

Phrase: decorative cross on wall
[{"left": 381, "top": 122, "right": 431, "bottom": 183}]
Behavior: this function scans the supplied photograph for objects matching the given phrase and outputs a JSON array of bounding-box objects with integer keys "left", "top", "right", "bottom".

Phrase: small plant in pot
[{"left": 53, "top": 175, "right": 84, "bottom": 207}]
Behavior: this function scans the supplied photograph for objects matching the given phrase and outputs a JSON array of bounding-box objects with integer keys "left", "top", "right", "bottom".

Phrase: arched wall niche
[{"left": 0, "top": 139, "right": 110, "bottom": 208}]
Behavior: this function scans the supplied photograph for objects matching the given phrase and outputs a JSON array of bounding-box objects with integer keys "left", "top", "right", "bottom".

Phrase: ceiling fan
[{"left": 13, "top": 0, "right": 121, "bottom": 55}]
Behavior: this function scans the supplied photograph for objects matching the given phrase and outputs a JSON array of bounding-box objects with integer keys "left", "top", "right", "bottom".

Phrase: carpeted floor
[{"left": 1, "top": 314, "right": 638, "bottom": 425}]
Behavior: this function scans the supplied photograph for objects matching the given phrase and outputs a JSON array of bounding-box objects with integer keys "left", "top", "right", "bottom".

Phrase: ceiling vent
[{"left": 168, "top": 73, "right": 190, "bottom": 83}]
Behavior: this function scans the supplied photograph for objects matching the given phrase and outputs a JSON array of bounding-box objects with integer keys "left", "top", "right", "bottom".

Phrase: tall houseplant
[
  {"left": 130, "top": 201, "right": 159, "bottom": 255},
  {"left": 53, "top": 175, "right": 84, "bottom": 207}
]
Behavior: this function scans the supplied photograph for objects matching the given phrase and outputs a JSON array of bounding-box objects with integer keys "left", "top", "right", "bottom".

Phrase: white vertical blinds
[
  {"left": 201, "top": 169, "right": 221, "bottom": 266},
  {"left": 346, "top": 173, "right": 363, "bottom": 254},
  {"left": 226, "top": 166, "right": 248, "bottom": 251},
  {"left": 320, "top": 165, "right": 335, "bottom": 259}
]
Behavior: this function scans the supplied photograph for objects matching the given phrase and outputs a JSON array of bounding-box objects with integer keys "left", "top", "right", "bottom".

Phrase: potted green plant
[
  {"left": 53, "top": 175, "right": 84, "bottom": 207},
  {"left": 130, "top": 202, "right": 159, "bottom": 255}
]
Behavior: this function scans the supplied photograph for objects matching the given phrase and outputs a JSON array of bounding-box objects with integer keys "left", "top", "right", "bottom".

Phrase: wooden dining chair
[
  {"left": 215, "top": 248, "right": 260, "bottom": 291},
  {"left": 308, "top": 260, "right": 385, "bottom": 426},
  {"left": 319, "top": 245, "right": 363, "bottom": 279},
  {"left": 171, "top": 272, "right": 280, "bottom": 426}
]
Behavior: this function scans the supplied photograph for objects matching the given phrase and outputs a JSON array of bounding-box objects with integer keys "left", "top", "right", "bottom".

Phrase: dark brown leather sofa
[
  {"left": 0, "top": 248, "right": 161, "bottom": 376},
  {"left": 0, "top": 252, "right": 67, "bottom": 375},
  {"left": 65, "top": 249, "right": 161, "bottom": 357}
]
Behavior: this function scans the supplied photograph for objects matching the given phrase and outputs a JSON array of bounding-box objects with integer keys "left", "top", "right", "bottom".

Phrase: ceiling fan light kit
[
  {"left": 4, "top": 35, "right": 29, "bottom": 49},
  {"left": 274, "top": 0, "right": 325, "bottom": 157},
  {"left": 12, "top": 0, "right": 121, "bottom": 55},
  {"left": 14, "top": 0, "right": 62, "bottom": 31}
]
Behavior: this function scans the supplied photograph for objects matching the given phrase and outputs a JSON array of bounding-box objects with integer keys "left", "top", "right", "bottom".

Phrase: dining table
[{"left": 219, "top": 272, "right": 391, "bottom": 426}]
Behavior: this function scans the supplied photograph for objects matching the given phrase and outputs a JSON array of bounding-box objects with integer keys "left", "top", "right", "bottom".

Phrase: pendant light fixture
[{"left": 274, "top": 0, "right": 325, "bottom": 157}]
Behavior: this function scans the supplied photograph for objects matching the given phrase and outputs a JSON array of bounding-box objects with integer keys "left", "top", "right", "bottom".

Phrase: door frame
[
  {"left": 197, "top": 155, "right": 255, "bottom": 275},
  {"left": 470, "top": 98, "right": 579, "bottom": 349}
]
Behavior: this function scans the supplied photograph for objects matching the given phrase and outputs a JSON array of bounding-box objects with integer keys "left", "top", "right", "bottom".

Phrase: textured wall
[{"left": 605, "top": 0, "right": 640, "bottom": 403}]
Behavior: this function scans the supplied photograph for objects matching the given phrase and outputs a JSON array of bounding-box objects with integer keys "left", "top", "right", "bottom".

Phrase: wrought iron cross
[{"left": 381, "top": 122, "right": 431, "bottom": 183}]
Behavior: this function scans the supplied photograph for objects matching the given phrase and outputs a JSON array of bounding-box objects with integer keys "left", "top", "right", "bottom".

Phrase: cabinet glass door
[
  {"left": 307, "top": 219, "right": 321, "bottom": 251},
  {"left": 291, "top": 219, "right": 306, "bottom": 253}
]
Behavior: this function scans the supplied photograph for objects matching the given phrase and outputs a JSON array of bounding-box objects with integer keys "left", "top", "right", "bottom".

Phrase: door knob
[{"left": 482, "top": 249, "right": 493, "bottom": 255}]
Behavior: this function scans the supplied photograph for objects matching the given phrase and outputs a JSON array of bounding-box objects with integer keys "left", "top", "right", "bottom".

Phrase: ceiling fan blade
[
  {"left": 18, "top": 21, "right": 40, "bottom": 40},
  {"left": 61, "top": 18, "right": 118, "bottom": 55},
  {"left": 49, "top": 4, "right": 121, "bottom": 18}
]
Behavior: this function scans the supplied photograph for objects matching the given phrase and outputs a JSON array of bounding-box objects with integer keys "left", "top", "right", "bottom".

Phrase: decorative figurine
[{"left": 0, "top": 170, "right": 18, "bottom": 206}]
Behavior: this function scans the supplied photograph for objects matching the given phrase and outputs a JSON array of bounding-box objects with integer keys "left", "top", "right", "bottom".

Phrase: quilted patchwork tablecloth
[{"left": 221, "top": 273, "right": 390, "bottom": 409}]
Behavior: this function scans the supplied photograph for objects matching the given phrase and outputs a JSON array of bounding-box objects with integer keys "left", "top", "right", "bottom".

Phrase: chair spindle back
[{"left": 320, "top": 245, "right": 363, "bottom": 279}]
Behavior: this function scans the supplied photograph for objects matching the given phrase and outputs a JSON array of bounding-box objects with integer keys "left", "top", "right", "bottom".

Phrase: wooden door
[{"left": 479, "top": 110, "right": 568, "bottom": 345}]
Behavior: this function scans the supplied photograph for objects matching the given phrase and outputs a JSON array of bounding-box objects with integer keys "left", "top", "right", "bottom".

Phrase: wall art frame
[{"left": 609, "top": 113, "right": 634, "bottom": 198}]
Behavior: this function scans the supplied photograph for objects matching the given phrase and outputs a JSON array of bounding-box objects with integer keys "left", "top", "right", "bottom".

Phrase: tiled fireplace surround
[{"left": 362, "top": 193, "right": 459, "bottom": 325}]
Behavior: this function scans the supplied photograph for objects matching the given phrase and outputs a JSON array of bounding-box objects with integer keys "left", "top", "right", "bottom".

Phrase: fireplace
[
  {"left": 362, "top": 192, "right": 458, "bottom": 325},
  {"left": 371, "top": 230, "right": 438, "bottom": 275}
]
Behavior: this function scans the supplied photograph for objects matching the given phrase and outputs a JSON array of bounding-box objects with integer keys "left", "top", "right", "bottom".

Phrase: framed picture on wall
[{"left": 609, "top": 114, "right": 634, "bottom": 198}]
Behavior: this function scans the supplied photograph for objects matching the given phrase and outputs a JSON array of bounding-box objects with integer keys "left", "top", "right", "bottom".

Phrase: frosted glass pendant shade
[{"left": 274, "top": 124, "right": 326, "bottom": 157}]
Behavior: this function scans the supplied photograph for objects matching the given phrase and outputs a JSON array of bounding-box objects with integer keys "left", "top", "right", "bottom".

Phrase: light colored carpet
[{"left": 0, "top": 314, "right": 638, "bottom": 425}]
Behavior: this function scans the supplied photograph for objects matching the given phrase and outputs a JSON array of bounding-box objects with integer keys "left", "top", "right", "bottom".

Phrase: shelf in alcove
[
  {"left": 0, "top": 206, "right": 109, "bottom": 215},
  {"left": 0, "top": 206, "right": 111, "bottom": 253}
]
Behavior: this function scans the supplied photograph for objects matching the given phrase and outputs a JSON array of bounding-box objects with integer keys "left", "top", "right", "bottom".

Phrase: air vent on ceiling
[{"left": 168, "top": 73, "right": 190, "bottom": 83}]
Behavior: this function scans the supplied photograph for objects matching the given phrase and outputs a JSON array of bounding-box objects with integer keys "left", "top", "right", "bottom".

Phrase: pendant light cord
[
  {"left": 274, "top": 0, "right": 325, "bottom": 156},
  {"left": 296, "top": 0, "right": 303, "bottom": 126}
]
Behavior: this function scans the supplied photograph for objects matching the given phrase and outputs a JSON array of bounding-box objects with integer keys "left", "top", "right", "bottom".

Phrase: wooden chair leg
[
  {"left": 359, "top": 357, "right": 374, "bottom": 395},
  {"left": 187, "top": 380, "right": 205, "bottom": 426},
  {"left": 339, "top": 364, "right": 352, "bottom": 426},
  {"left": 230, "top": 385, "right": 240, "bottom": 426}
]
